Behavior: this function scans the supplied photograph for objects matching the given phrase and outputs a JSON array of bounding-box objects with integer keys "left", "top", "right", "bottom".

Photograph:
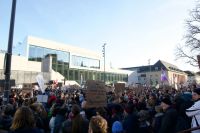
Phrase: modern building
[
  {"left": 0, "top": 36, "right": 130, "bottom": 86},
  {"left": 123, "top": 60, "right": 188, "bottom": 89}
]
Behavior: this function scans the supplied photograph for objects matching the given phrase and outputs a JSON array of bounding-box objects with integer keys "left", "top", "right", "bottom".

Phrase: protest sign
[
  {"left": 22, "top": 83, "right": 32, "bottom": 89},
  {"left": 114, "top": 83, "right": 125, "bottom": 97},
  {"left": 86, "top": 80, "right": 106, "bottom": 108},
  {"left": 133, "top": 87, "right": 143, "bottom": 96},
  {"left": 37, "top": 95, "right": 48, "bottom": 103},
  {"left": 36, "top": 74, "right": 45, "bottom": 93}
]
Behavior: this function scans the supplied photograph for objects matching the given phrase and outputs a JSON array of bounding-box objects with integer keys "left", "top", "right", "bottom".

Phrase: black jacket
[
  {"left": 159, "top": 107, "right": 177, "bottom": 133},
  {"left": 123, "top": 113, "right": 139, "bottom": 133}
]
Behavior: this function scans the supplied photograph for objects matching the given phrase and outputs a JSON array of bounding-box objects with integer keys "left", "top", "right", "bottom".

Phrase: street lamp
[
  {"left": 148, "top": 59, "right": 151, "bottom": 87},
  {"left": 4, "top": 0, "right": 17, "bottom": 104},
  {"left": 102, "top": 43, "right": 106, "bottom": 84}
]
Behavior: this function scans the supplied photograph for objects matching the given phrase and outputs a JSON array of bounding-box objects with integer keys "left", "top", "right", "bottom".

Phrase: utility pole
[
  {"left": 4, "top": 0, "right": 17, "bottom": 104},
  {"left": 102, "top": 43, "right": 106, "bottom": 84}
]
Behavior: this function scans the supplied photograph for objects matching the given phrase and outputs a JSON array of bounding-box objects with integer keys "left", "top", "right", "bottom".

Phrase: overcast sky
[{"left": 0, "top": 0, "right": 199, "bottom": 72}]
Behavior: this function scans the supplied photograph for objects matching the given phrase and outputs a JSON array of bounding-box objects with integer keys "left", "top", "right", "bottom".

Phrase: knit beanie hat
[
  {"left": 193, "top": 88, "right": 200, "bottom": 95},
  {"left": 112, "top": 121, "right": 123, "bottom": 133}
]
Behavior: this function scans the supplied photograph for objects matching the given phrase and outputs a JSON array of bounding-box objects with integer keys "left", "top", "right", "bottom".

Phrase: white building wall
[
  {"left": 0, "top": 54, "right": 4, "bottom": 70},
  {"left": 0, "top": 53, "right": 41, "bottom": 72},
  {"left": 128, "top": 71, "right": 138, "bottom": 85}
]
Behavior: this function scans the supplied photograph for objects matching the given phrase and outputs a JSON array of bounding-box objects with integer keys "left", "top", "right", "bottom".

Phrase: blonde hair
[
  {"left": 30, "top": 103, "right": 47, "bottom": 118},
  {"left": 89, "top": 115, "right": 107, "bottom": 133},
  {"left": 10, "top": 106, "right": 35, "bottom": 130}
]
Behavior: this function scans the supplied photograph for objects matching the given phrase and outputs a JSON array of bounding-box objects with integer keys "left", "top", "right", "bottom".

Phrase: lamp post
[
  {"left": 148, "top": 59, "right": 151, "bottom": 87},
  {"left": 102, "top": 43, "right": 106, "bottom": 84},
  {"left": 4, "top": 0, "right": 17, "bottom": 104}
]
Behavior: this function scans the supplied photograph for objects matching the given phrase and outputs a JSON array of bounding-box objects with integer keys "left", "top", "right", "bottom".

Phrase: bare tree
[{"left": 175, "top": 2, "right": 200, "bottom": 67}]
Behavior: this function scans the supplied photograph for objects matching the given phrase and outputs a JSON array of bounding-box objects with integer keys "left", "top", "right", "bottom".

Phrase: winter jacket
[
  {"left": 123, "top": 113, "right": 139, "bottom": 133},
  {"left": 159, "top": 107, "right": 177, "bottom": 133},
  {"left": 186, "top": 99, "right": 200, "bottom": 133},
  {"left": 0, "top": 115, "right": 12, "bottom": 130}
]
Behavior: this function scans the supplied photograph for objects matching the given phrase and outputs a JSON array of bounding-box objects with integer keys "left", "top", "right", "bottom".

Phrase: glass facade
[
  {"left": 29, "top": 45, "right": 70, "bottom": 77},
  {"left": 72, "top": 55, "right": 100, "bottom": 69},
  {"left": 65, "top": 69, "right": 128, "bottom": 85},
  {"left": 28, "top": 44, "right": 128, "bottom": 85},
  {"left": 29, "top": 45, "right": 70, "bottom": 63}
]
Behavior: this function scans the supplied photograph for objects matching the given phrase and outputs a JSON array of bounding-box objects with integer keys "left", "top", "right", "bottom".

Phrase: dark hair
[
  {"left": 72, "top": 104, "right": 80, "bottom": 116},
  {"left": 161, "top": 97, "right": 172, "bottom": 105},
  {"left": 193, "top": 88, "right": 200, "bottom": 95},
  {"left": 96, "top": 107, "right": 107, "bottom": 118},
  {"left": 125, "top": 103, "right": 134, "bottom": 114},
  {"left": 4, "top": 104, "right": 13, "bottom": 116},
  {"left": 71, "top": 104, "right": 83, "bottom": 133}
]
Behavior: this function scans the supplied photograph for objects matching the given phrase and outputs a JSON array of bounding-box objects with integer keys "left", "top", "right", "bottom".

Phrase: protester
[
  {"left": 151, "top": 105, "right": 163, "bottom": 133},
  {"left": 174, "top": 92, "right": 193, "bottom": 132},
  {"left": 122, "top": 103, "right": 139, "bottom": 133},
  {"left": 0, "top": 83, "right": 199, "bottom": 133},
  {"left": 0, "top": 104, "right": 13, "bottom": 131},
  {"left": 159, "top": 96, "right": 178, "bottom": 133},
  {"left": 10, "top": 106, "right": 42, "bottom": 133},
  {"left": 61, "top": 104, "right": 89, "bottom": 133},
  {"left": 138, "top": 110, "right": 152, "bottom": 133},
  {"left": 53, "top": 106, "right": 67, "bottom": 133},
  {"left": 30, "top": 103, "right": 48, "bottom": 132},
  {"left": 186, "top": 88, "right": 200, "bottom": 133},
  {"left": 88, "top": 115, "right": 108, "bottom": 133}
]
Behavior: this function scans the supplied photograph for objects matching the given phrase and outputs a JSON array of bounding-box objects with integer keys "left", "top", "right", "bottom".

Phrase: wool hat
[
  {"left": 112, "top": 121, "right": 123, "bottom": 133},
  {"left": 193, "top": 88, "right": 200, "bottom": 95},
  {"left": 161, "top": 97, "right": 172, "bottom": 105}
]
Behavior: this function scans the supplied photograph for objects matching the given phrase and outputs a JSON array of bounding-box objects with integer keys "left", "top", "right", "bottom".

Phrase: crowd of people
[{"left": 0, "top": 83, "right": 199, "bottom": 133}]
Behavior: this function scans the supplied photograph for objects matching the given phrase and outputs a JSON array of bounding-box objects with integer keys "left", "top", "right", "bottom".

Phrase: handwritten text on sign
[{"left": 86, "top": 80, "right": 106, "bottom": 108}]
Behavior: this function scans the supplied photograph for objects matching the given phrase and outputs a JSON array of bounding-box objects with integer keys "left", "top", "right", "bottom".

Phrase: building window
[
  {"left": 29, "top": 45, "right": 70, "bottom": 78},
  {"left": 72, "top": 55, "right": 100, "bottom": 69},
  {"left": 28, "top": 45, "right": 70, "bottom": 63},
  {"left": 29, "top": 45, "right": 37, "bottom": 61}
]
